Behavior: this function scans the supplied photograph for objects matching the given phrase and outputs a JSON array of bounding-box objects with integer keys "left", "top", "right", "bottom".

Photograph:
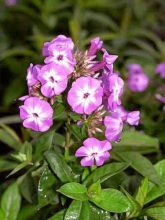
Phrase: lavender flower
[
  {"left": 87, "top": 37, "right": 103, "bottom": 56},
  {"left": 75, "top": 137, "right": 111, "bottom": 166},
  {"left": 38, "top": 63, "right": 68, "bottom": 98},
  {"left": 126, "top": 111, "right": 140, "bottom": 125},
  {"left": 104, "top": 115, "right": 123, "bottom": 142},
  {"left": 155, "top": 63, "right": 165, "bottom": 79},
  {"left": 67, "top": 76, "right": 103, "bottom": 115},
  {"left": 127, "top": 64, "right": 143, "bottom": 74},
  {"left": 43, "top": 35, "right": 75, "bottom": 75},
  {"left": 127, "top": 72, "right": 149, "bottom": 92},
  {"left": 102, "top": 73, "right": 124, "bottom": 112},
  {"left": 19, "top": 97, "right": 53, "bottom": 132},
  {"left": 26, "top": 64, "right": 42, "bottom": 87}
]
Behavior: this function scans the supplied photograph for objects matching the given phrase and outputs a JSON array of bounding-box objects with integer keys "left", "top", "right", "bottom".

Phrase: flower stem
[{"left": 65, "top": 112, "right": 71, "bottom": 160}]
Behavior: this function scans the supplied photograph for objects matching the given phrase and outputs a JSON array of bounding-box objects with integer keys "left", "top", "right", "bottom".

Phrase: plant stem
[{"left": 65, "top": 112, "right": 71, "bottom": 160}]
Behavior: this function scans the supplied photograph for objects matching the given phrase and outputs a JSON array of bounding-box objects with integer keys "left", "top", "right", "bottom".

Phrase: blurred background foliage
[{"left": 0, "top": 0, "right": 165, "bottom": 143}]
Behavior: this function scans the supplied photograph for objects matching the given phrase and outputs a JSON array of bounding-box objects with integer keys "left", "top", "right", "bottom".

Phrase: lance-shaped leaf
[
  {"left": 44, "top": 150, "right": 75, "bottom": 183},
  {"left": 1, "top": 182, "right": 21, "bottom": 220},
  {"left": 83, "top": 162, "right": 129, "bottom": 186},
  {"left": 116, "top": 151, "right": 160, "bottom": 185},
  {"left": 113, "top": 131, "right": 159, "bottom": 154},
  {"left": 145, "top": 160, "right": 165, "bottom": 204}
]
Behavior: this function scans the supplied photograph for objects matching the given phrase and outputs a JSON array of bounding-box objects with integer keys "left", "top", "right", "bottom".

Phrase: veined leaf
[
  {"left": 83, "top": 162, "right": 129, "bottom": 186},
  {"left": 1, "top": 182, "right": 21, "bottom": 220},
  {"left": 57, "top": 182, "right": 88, "bottom": 201},
  {"left": 44, "top": 150, "right": 75, "bottom": 183},
  {"left": 116, "top": 151, "right": 160, "bottom": 185}
]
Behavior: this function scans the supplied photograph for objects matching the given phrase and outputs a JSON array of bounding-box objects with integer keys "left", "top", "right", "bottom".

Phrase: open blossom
[
  {"left": 75, "top": 138, "right": 112, "bottom": 166},
  {"left": 38, "top": 63, "right": 68, "bottom": 98},
  {"left": 42, "top": 35, "right": 74, "bottom": 56},
  {"left": 44, "top": 49, "right": 75, "bottom": 75},
  {"left": 87, "top": 37, "right": 103, "bottom": 56},
  {"left": 155, "top": 63, "right": 165, "bottom": 79},
  {"left": 19, "top": 97, "right": 53, "bottom": 132},
  {"left": 26, "top": 64, "right": 42, "bottom": 87},
  {"left": 42, "top": 35, "right": 75, "bottom": 75},
  {"left": 104, "top": 115, "right": 123, "bottom": 142},
  {"left": 127, "top": 72, "right": 149, "bottom": 92},
  {"left": 67, "top": 76, "right": 103, "bottom": 115},
  {"left": 102, "top": 73, "right": 124, "bottom": 112},
  {"left": 127, "top": 64, "right": 143, "bottom": 74}
]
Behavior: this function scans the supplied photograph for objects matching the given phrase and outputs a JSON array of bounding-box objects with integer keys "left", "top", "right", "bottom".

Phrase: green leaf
[
  {"left": 19, "top": 174, "right": 36, "bottom": 203},
  {"left": 113, "top": 131, "right": 159, "bottom": 154},
  {"left": 57, "top": 182, "right": 88, "bottom": 201},
  {"left": 21, "top": 141, "right": 32, "bottom": 162},
  {"left": 33, "top": 131, "right": 55, "bottom": 160},
  {"left": 143, "top": 202, "right": 165, "bottom": 220},
  {"left": 17, "top": 205, "right": 37, "bottom": 220},
  {"left": 89, "top": 188, "right": 131, "bottom": 213},
  {"left": 145, "top": 160, "right": 165, "bottom": 204},
  {"left": 135, "top": 178, "right": 149, "bottom": 207},
  {"left": 64, "top": 200, "right": 90, "bottom": 220},
  {"left": 48, "top": 209, "right": 66, "bottom": 220},
  {"left": 83, "top": 162, "right": 129, "bottom": 186},
  {"left": 38, "top": 166, "right": 58, "bottom": 208},
  {"left": 88, "top": 181, "right": 101, "bottom": 198},
  {"left": 7, "top": 161, "right": 29, "bottom": 177},
  {"left": 0, "top": 124, "right": 21, "bottom": 150},
  {"left": 44, "top": 150, "right": 75, "bottom": 183},
  {"left": 0, "top": 209, "right": 5, "bottom": 220},
  {"left": 0, "top": 159, "right": 17, "bottom": 172},
  {"left": 89, "top": 204, "right": 114, "bottom": 220},
  {"left": 122, "top": 188, "right": 141, "bottom": 218},
  {"left": 1, "top": 182, "right": 21, "bottom": 220},
  {"left": 116, "top": 151, "right": 160, "bottom": 185}
]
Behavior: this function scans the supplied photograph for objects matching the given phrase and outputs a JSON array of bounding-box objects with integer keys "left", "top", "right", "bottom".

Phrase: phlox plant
[{"left": 0, "top": 35, "right": 165, "bottom": 220}]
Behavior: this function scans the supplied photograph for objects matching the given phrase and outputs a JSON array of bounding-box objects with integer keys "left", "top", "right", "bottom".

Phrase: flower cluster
[
  {"left": 19, "top": 35, "right": 140, "bottom": 167},
  {"left": 127, "top": 64, "right": 149, "bottom": 92}
]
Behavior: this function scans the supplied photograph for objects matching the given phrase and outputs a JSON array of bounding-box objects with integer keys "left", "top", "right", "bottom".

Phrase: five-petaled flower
[
  {"left": 75, "top": 137, "right": 112, "bottom": 166},
  {"left": 67, "top": 76, "right": 103, "bottom": 115},
  {"left": 38, "top": 63, "right": 68, "bottom": 98},
  {"left": 19, "top": 97, "right": 53, "bottom": 132}
]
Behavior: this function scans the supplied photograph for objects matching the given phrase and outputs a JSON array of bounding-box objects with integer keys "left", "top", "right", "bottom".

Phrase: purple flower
[
  {"left": 67, "top": 76, "right": 103, "bottom": 115},
  {"left": 126, "top": 111, "right": 140, "bottom": 125},
  {"left": 111, "top": 106, "right": 127, "bottom": 120},
  {"left": 19, "top": 97, "right": 53, "bottom": 132},
  {"left": 102, "top": 73, "right": 124, "bottom": 112},
  {"left": 75, "top": 137, "right": 112, "bottom": 166},
  {"left": 38, "top": 63, "right": 68, "bottom": 98},
  {"left": 155, "top": 94, "right": 165, "bottom": 104},
  {"left": 87, "top": 37, "right": 103, "bottom": 56},
  {"left": 104, "top": 115, "right": 123, "bottom": 142},
  {"left": 155, "top": 63, "right": 165, "bottom": 79},
  {"left": 90, "top": 49, "right": 117, "bottom": 73},
  {"left": 42, "top": 35, "right": 75, "bottom": 75},
  {"left": 102, "top": 48, "right": 118, "bottom": 71},
  {"left": 26, "top": 64, "right": 42, "bottom": 87},
  {"left": 127, "top": 72, "right": 149, "bottom": 92},
  {"left": 127, "top": 64, "right": 143, "bottom": 74},
  {"left": 42, "top": 35, "right": 74, "bottom": 56},
  {"left": 5, "top": 0, "right": 17, "bottom": 6}
]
